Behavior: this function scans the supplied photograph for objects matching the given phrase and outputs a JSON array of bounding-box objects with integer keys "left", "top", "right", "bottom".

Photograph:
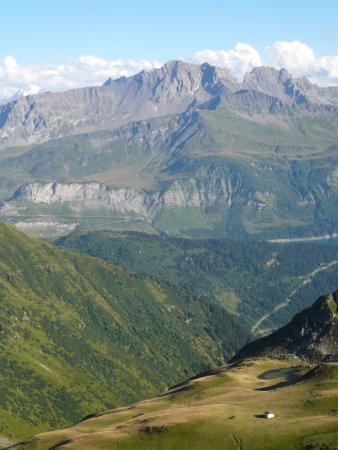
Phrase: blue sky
[
  {"left": 1, "top": 0, "right": 337, "bottom": 63},
  {"left": 0, "top": 0, "right": 337, "bottom": 97}
]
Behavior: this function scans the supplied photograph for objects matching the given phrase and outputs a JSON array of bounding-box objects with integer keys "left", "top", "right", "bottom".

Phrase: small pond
[{"left": 258, "top": 367, "right": 299, "bottom": 380}]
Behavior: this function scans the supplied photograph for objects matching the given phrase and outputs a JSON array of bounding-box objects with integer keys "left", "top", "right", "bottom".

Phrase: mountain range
[
  {"left": 0, "top": 62, "right": 338, "bottom": 238},
  {"left": 1, "top": 61, "right": 337, "bottom": 149}
]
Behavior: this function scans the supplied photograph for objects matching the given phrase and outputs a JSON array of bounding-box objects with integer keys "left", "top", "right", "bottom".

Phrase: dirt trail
[
  {"left": 251, "top": 260, "right": 338, "bottom": 335},
  {"left": 0, "top": 435, "right": 15, "bottom": 448},
  {"left": 231, "top": 433, "right": 244, "bottom": 450}
]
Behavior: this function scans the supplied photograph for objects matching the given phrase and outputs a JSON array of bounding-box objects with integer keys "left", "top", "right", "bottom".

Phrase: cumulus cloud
[
  {"left": 0, "top": 56, "right": 162, "bottom": 99},
  {"left": 194, "top": 42, "right": 262, "bottom": 79},
  {"left": 264, "top": 40, "right": 338, "bottom": 86},
  {"left": 265, "top": 40, "right": 315, "bottom": 74},
  {"left": 316, "top": 55, "right": 338, "bottom": 80},
  {"left": 3, "top": 55, "right": 19, "bottom": 69}
]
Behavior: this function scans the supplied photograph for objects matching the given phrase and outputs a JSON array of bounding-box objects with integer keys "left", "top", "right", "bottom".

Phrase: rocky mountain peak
[
  {"left": 232, "top": 291, "right": 338, "bottom": 364},
  {"left": 241, "top": 66, "right": 338, "bottom": 106},
  {"left": 296, "top": 75, "right": 313, "bottom": 89},
  {"left": 242, "top": 66, "right": 296, "bottom": 102},
  {"left": 244, "top": 66, "right": 292, "bottom": 84},
  {"left": 163, "top": 59, "right": 193, "bottom": 71},
  {"left": 103, "top": 61, "right": 237, "bottom": 96}
]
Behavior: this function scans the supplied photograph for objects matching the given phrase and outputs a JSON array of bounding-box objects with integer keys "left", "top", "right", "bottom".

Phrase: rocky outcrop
[
  {"left": 232, "top": 291, "right": 338, "bottom": 364},
  {"left": 3, "top": 170, "right": 246, "bottom": 220},
  {"left": 327, "top": 166, "right": 338, "bottom": 187},
  {"left": 12, "top": 182, "right": 155, "bottom": 217}
]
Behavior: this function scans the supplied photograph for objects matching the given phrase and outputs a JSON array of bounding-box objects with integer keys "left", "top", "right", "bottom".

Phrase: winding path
[{"left": 251, "top": 260, "right": 338, "bottom": 335}]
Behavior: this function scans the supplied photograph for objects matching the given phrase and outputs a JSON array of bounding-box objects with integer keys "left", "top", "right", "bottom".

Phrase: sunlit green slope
[{"left": 11, "top": 359, "right": 338, "bottom": 450}]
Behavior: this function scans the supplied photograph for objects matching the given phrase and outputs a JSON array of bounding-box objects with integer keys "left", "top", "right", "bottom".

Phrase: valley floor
[{"left": 11, "top": 359, "right": 338, "bottom": 450}]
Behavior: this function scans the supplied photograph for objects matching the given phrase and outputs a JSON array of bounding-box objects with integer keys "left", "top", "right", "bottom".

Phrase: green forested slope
[
  {"left": 57, "top": 231, "right": 338, "bottom": 330},
  {"left": 0, "top": 223, "right": 248, "bottom": 441}
]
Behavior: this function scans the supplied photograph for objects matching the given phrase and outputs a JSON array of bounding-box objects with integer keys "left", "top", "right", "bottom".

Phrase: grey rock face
[
  {"left": 2, "top": 169, "right": 243, "bottom": 220},
  {"left": 11, "top": 182, "right": 155, "bottom": 217},
  {"left": 232, "top": 291, "right": 338, "bottom": 364},
  {"left": 9, "top": 171, "right": 232, "bottom": 208},
  {"left": 0, "top": 158, "right": 332, "bottom": 239},
  {"left": 243, "top": 67, "right": 295, "bottom": 103}
]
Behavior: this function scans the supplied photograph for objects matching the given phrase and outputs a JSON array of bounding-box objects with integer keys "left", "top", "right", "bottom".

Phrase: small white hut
[{"left": 264, "top": 410, "right": 275, "bottom": 419}]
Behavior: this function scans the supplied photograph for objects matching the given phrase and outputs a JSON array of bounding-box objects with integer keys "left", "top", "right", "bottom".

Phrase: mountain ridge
[{"left": 1, "top": 61, "right": 338, "bottom": 149}]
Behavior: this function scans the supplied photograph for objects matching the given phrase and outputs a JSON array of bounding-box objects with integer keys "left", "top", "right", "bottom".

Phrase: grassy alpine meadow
[{"left": 11, "top": 359, "right": 338, "bottom": 450}]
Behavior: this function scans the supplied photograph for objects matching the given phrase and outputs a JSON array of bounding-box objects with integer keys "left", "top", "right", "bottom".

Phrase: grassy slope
[
  {"left": 12, "top": 359, "right": 338, "bottom": 450},
  {"left": 57, "top": 230, "right": 338, "bottom": 330},
  {"left": 0, "top": 223, "right": 249, "bottom": 441}
]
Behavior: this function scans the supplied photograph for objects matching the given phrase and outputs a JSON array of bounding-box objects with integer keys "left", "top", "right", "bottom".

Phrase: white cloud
[
  {"left": 3, "top": 55, "right": 19, "bottom": 69},
  {"left": 264, "top": 40, "right": 338, "bottom": 86},
  {"left": 312, "top": 55, "right": 338, "bottom": 85},
  {"left": 1, "top": 41, "right": 338, "bottom": 101},
  {"left": 0, "top": 56, "right": 162, "bottom": 99},
  {"left": 194, "top": 42, "right": 262, "bottom": 79},
  {"left": 265, "top": 40, "right": 315, "bottom": 74}
]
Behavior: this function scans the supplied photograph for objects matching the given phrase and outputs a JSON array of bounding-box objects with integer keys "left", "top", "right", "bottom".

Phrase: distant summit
[
  {"left": 232, "top": 291, "right": 338, "bottom": 364},
  {"left": 103, "top": 60, "right": 237, "bottom": 91},
  {"left": 9, "top": 84, "right": 42, "bottom": 102}
]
